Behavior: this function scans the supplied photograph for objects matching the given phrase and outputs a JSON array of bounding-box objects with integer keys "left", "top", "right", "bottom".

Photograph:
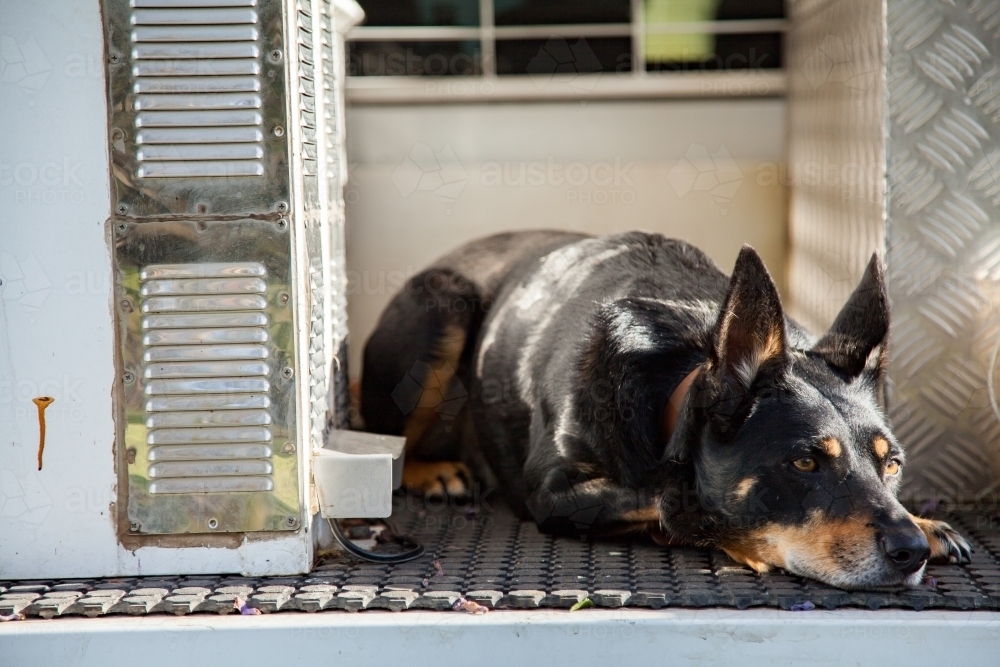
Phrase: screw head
[
  {"left": 122, "top": 371, "right": 135, "bottom": 384},
  {"left": 116, "top": 222, "right": 127, "bottom": 233},
  {"left": 268, "top": 48, "right": 283, "bottom": 63},
  {"left": 130, "top": 521, "right": 140, "bottom": 532},
  {"left": 276, "top": 201, "right": 288, "bottom": 213},
  {"left": 208, "top": 518, "right": 219, "bottom": 530},
  {"left": 116, "top": 203, "right": 128, "bottom": 215},
  {"left": 277, "top": 218, "right": 288, "bottom": 231},
  {"left": 280, "top": 367, "right": 294, "bottom": 380},
  {"left": 281, "top": 442, "right": 296, "bottom": 455},
  {"left": 109, "top": 53, "right": 120, "bottom": 64},
  {"left": 285, "top": 516, "right": 297, "bottom": 528}
]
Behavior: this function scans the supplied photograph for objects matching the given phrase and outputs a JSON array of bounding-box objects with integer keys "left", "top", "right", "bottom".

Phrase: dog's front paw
[
  {"left": 402, "top": 460, "right": 471, "bottom": 499},
  {"left": 912, "top": 516, "right": 972, "bottom": 564}
]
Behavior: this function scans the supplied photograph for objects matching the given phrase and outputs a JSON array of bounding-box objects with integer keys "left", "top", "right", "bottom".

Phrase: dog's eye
[
  {"left": 885, "top": 459, "right": 901, "bottom": 476},
  {"left": 791, "top": 457, "right": 818, "bottom": 473}
]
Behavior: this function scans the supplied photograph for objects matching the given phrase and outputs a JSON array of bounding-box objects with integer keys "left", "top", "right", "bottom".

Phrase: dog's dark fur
[{"left": 361, "top": 231, "right": 970, "bottom": 589}]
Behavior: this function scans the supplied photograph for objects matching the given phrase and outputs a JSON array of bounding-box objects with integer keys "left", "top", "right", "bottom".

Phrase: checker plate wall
[{"left": 885, "top": 0, "right": 1000, "bottom": 500}]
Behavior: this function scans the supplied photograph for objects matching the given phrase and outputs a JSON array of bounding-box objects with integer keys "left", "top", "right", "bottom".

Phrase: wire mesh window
[{"left": 346, "top": 0, "right": 786, "bottom": 80}]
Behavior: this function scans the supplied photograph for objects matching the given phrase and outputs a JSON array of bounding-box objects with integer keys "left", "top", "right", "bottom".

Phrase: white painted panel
[
  {"left": 2, "top": 610, "right": 999, "bottom": 667},
  {"left": 0, "top": 0, "right": 310, "bottom": 579}
]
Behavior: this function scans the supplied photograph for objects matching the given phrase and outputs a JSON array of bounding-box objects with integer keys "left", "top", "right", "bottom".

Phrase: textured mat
[{"left": 3, "top": 498, "right": 1000, "bottom": 618}]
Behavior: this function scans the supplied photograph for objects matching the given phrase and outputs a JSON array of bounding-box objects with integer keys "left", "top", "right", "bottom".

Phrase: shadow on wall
[{"left": 344, "top": 99, "right": 788, "bottom": 378}]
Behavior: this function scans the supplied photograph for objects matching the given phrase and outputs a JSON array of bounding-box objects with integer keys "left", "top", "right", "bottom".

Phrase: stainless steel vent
[
  {"left": 130, "top": 1, "right": 265, "bottom": 179},
  {"left": 116, "top": 219, "right": 299, "bottom": 534},
  {"left": 103, "top": 0, "right": 290, "bottom": 216},
  {"left": 139, "top": 262, "right": 276, "bottom": 494}
]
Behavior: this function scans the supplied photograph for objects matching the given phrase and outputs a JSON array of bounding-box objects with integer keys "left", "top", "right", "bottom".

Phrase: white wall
[{"left": 344, "top": 98, "right": 788, "bottom": 378}]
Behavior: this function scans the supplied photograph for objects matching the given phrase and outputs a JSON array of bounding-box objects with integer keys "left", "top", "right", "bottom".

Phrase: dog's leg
[
  {"left": 362, "top": 268, "right": 482, "bottom": 498},
  {"left": 523, "top": 467, "right": 660, "bottom": 537},
  {"left": 909, "top": 514, "right": 973, "bottom": 564}
]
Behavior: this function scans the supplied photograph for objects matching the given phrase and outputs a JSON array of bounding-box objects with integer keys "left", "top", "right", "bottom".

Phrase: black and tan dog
[{"left": 361, "top": 230, "right": 970, "bottom": 589}]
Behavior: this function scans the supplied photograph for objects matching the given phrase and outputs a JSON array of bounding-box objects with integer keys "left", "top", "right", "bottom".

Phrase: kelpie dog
[{"left": 361, "top": 231, "right": 970, "bottom": 589}]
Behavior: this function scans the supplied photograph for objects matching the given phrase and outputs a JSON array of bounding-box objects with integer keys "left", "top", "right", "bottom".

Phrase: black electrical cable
[{"left": 327, "top": 517, "right": 425, "bottom": 563}]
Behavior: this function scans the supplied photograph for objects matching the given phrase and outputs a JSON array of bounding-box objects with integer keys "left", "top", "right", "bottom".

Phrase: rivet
[
  {"left": 111, "top": 128, "right": 124, "bottom": 141},
  {"left": 281, "top": 367, "right": 294, "bottom": 379},
  {"left": 208, "top": 518, "right": 219, "bottom": 530},
  {"left": 120, "top": 298, "right": 132, "bottom": 312},
  {"left": 278, "top": 292, "right": 290, "bottom": 305},
  {"left": 273, "top": 125, "right": 284, "bottom": 137}
]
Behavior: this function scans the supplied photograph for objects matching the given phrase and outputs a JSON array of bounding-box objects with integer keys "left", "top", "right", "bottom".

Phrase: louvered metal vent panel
[
  {"left": 103, "top": 0, "right": 290, "bottom": 216},
  {"left": 139, "top": 262, "right": 275, "bottom": 494},
  {"left": 116, "top": 219, "right": 299, "bottom": 535},
  {"left": 130, "top": 2, "right": 265, "bottom": 179}
]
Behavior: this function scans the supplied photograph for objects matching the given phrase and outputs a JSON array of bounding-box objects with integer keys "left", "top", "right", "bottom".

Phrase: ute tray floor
[{"left": 3, "top": 497, "right": 1000, "bottom": 618}]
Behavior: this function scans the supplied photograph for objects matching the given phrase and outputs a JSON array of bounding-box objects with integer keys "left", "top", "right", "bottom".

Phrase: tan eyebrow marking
[
  {"left": 821, "top": 437, "right": 842, "bottom": 458},
  {"left": 733, "top": 477, "right": 756, "bottom": 500},
  {"left": 873, "top": 436, "right": 890, "bottom": 459}
]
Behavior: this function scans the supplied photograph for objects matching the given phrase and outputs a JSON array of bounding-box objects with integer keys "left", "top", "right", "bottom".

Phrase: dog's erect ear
[
  {"left": 710, "top": 245, "right": 787, "bottom": 388},
  {"left": 811, "top": 254, "right": 889, "bottom": 379}
]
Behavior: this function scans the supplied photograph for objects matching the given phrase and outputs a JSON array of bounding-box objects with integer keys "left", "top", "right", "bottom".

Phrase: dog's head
[{"left": 663, "top": 246, "right": 928, "bottom": 589}]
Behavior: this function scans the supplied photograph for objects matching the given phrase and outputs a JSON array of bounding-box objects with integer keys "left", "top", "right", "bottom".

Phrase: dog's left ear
[
  {"left": 811, "top": 253, "right": 889, "bottom": 380},
  {"left": 709, "top": 245, "right": 787, "bottom": 388}
]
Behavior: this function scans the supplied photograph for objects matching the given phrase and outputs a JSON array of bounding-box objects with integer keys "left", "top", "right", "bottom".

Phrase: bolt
[
  {"left": 208, "top": 518, "right": 219, "bottom": 530},
  {"left": 278, "top": 292, "right": 290, "bottom": 305},
  {"left": 281, "top": 442, "right": 296, "bottom": 455},
  {"left": 277, "top": 218, "right": 288, "bottom": 231},
  {"left": 276, "top": 201, "right": 288, "bottom": 213},
  {"left": 281, "top": 367, "right": 294, "bottom": 380},
  {"left": 273, "top": 125, "right": 284, "bottom": 137},
  {"left": 116, "top": 203, "right": 128, "bottom": 215},
  {"left": 130, "top": 521, "right": 140, "bottom": 532},
  {"left": 123, "top": 371, "right": 135, "bottom": 384},
  {"left": 285, "top": 516, "right": 297, "bottom": 528}
]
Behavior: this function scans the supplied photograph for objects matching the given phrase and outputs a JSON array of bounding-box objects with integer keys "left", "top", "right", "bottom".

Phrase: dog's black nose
[{"left": 879, "top": 523, "right": 930, "bottom": 575}]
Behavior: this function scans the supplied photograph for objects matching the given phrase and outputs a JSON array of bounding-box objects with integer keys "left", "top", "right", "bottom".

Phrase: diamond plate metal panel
[{"left": 886, "top": 0, "right": 1000, "bottom": 500}]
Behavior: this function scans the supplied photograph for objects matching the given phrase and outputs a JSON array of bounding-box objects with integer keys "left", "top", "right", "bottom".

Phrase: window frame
[{"left": 344, "top": 0, "right": 789, "bottom": 102}]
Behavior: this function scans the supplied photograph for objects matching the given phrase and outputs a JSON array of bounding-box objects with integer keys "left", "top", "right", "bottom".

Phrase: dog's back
[{"left": 360, "top": 231, "right": 587, "bottom": 484}]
